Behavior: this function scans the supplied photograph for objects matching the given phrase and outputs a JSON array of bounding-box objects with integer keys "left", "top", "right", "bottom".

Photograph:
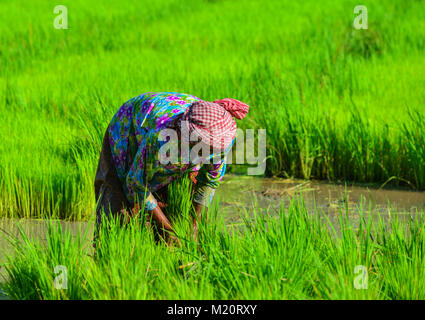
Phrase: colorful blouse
[{"left": 108, "top": 92, "right": 232, "bottom": 211}]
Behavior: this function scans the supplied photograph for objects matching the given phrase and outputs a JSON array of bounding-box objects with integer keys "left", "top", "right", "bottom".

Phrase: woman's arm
[
  {"left": 149, "top": 205, "right": 173, "bottom": 231},
  {"left": 143, "top": 193, "right": 176, "bottom": 239},
  {"left": 191, "top": 159, "right": 227, "bottom": 241}
]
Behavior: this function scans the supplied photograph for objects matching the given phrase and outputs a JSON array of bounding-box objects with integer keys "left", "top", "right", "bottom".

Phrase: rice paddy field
[
  {"left": 1, "top": 0, "right": 425, "bottom": 300},
  {"left": 2, "top": 195, "right": 425, "bottom": 300}
]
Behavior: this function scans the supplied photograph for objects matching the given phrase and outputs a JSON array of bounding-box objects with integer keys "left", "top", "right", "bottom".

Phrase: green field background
[{"left": 1, "top": 0, "right": 425, "bottom": 219}]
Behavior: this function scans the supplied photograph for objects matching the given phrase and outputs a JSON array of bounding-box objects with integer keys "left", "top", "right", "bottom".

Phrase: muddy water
[
  {"left": 1, "top": 175, "right": 425, "bottom": 293},
  {"left": 215, "top": 176, "right": 425, "bottom": 252},
  {"left": 217, "top": 175, "right": 425, "bottom": 222},
  {"left": 0, "top": 219, "right": 93, "bottom": 291}
]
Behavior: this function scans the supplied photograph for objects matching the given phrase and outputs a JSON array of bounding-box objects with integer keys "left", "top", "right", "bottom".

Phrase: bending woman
[{"left": 94, "top": 92, "right": 249, "bottom": 244}]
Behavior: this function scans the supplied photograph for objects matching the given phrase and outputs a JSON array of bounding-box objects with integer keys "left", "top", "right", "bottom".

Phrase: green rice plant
[
  {"left": 1, "top": 0, "right": 425, "bottom": 219},
  {"left": 1, "top": 218, "right": 90, "bottom": 299},
  {"left": 400, "top": 110, "right": 425, "bottom": 190},
  {"left": 165, "top": 173, "right": 194, "bottom": 225},
  {"left": 374, "top": 210, "right": 425, "bottom": 299},
  {"left": 2, "top": 193, "right": 425, "bottom": 300}
]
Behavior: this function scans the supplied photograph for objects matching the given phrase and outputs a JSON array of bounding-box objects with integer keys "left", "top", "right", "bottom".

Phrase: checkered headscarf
[{"left": 183, "top": 98, "right": 249, "bottom": 150}]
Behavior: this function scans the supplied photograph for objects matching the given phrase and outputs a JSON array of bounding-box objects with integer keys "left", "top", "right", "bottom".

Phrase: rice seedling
[
  {"left": 1, "top": 186, "right": 424, "bottom": 300},
  {"left": 1, "top": 0, "right": 425, "bottom": 219}
]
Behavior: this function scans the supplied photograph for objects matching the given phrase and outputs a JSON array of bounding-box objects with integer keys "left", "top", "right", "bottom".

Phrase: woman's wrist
[{"left": 145, "top": 192, "right": 158, "bottom": 210}]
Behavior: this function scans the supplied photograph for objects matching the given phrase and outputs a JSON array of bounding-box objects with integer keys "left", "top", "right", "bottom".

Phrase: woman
[{"left": 94, "top": 92, "right": 249, "bottom": 244}]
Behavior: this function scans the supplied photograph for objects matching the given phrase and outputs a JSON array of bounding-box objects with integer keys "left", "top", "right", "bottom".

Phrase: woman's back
[{"left": 108, "top": 92, "right": 201, "bottom": 185}]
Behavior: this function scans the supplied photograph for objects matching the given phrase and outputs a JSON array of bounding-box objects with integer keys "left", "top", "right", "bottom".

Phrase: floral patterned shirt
[{"left": 108, "top": 92, "right": 232, "bottom": 211}]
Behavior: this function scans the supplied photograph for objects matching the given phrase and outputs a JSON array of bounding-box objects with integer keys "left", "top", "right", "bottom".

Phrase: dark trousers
[{"left": 93, "top": 127, "right": 131, "bottom": 245}]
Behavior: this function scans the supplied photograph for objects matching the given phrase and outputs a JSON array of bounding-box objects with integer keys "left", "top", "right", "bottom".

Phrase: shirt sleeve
[{"left": 193, "top": 160, "right": 227, "bottom": 207}]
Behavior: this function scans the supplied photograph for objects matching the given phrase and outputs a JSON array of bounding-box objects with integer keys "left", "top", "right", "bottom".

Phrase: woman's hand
[
  {"left": 166, "top": 232, "right": 181, "bottom": 247},
  {"left": 149, "top": 206, "right": 173, "bottom": 231}
]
